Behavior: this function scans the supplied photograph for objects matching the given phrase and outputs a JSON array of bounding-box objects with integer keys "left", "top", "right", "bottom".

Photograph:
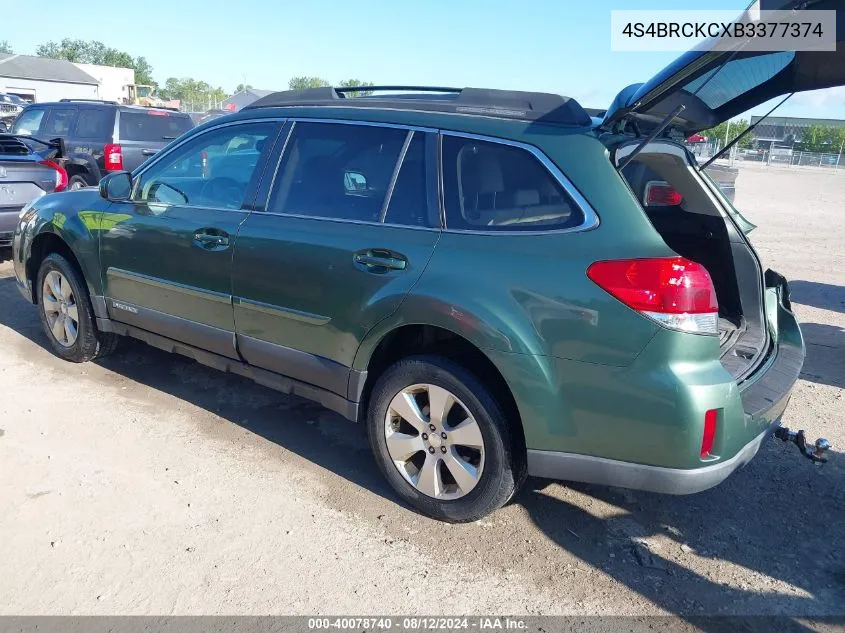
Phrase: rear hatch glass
[{"left": 118, "top": 111, "right": 193, "bottom": 145}]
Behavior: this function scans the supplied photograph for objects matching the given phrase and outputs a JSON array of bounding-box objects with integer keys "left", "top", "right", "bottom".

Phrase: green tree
[
  {"left": 36, "top": 39, "right": 154, "bottom": 85},
  {"left": 158, "top": 77, "right": 227, "bottom": 111},
  {"left": 338, "top": 78, "right": 374, "bottom": 97},
  {"left": 234, "top": 83, "right": 253, "bottom": 93},
  {"left": 0, "top": 40, "right": 12, "bottom": 54},
  {"left": 796, "top": 123, "right": 844, "bottom": 153},
  {"left": 700, "top": 119, "right": 754, "bottom": 150},
  {"left": 288, "top": 76, "right": 331, "bottom": 90}
]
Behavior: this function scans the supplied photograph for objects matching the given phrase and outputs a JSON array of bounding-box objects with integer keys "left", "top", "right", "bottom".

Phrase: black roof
[
  {"left": 244, "top": 86, "right": 592, "bottom": 127},
  {"left": 21, "top": 100, "right": 191, "bottom": 116}
]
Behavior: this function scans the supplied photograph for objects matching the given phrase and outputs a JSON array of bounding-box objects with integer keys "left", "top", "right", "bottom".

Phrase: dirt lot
[{"left": 0, "top": 166, "right": 843, "bottom": 617}]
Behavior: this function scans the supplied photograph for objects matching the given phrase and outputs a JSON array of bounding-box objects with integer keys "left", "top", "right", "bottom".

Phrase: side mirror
[{"left": 99, "top": 171, "right": 132, "bottom": 201}]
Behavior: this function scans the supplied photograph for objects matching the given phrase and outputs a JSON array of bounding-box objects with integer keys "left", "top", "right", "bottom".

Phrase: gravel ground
[{"left": 0, "top": 165, "right": 842, "bottom": 617}]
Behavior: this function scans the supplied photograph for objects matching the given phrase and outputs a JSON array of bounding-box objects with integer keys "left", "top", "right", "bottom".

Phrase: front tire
[
  {"left": 36, "top": 253, "right": 118, "bottom": 362},
  {"left": 367, "top": 355, "right": 522, "bottom": 522}
]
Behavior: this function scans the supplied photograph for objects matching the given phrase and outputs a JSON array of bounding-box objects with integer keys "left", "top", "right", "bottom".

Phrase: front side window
[
  {"left": 268, "top": 122, "right": 408, "bottom": 222},
  {"left": 442, "top": 136, "right": 584, "bottom": 231},
  {"left": 132, "top": 122, "right": 278, "bottom": 210},
  {"left": 12, "top": 108, "right": 46, "bottom": 135}
]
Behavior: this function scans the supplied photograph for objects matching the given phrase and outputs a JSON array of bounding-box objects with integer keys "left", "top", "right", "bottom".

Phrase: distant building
[
  {"left": 222, "top": 88, "right": 276, "bottom": 112},
  {"left": 72, "top": 63, "right": 135, "bottom": 104},
  {"left": 750, "top": 115, "right": 845, "bottom": 148},
  {"left": 0, "top": 53, "right": 99, "bottom": 103}
]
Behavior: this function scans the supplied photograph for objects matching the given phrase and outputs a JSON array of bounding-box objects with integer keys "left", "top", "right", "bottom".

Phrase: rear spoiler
[{"left": 0, "top": 134, "right": 66, "bottom": 160}]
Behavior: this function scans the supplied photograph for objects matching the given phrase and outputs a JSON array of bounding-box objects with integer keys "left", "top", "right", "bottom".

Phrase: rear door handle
[
  {"left": 193, "top": 230, "right": 230, "bottom": 250},
  {"left": 141, "top": 148, "right": 158, "bottom": 156},
  {"left": 354, "top": 249, "right": 407, "bottom": 272}
]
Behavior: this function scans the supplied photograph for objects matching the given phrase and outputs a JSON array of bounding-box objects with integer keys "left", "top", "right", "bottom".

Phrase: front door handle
[
  {"left": 193, "top": 230, "right": 230, "bottom": 250},
  {"left": 354, "top": 249, "right": 407, "bottom": 272}
]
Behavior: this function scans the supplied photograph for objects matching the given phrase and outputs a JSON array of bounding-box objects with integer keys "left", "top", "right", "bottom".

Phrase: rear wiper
[
  {"left": 699, "top": 93, "right": 792, "bottom": 171},
  {"left": 0, "top": 134, "right": 65, "bottom": 158}
]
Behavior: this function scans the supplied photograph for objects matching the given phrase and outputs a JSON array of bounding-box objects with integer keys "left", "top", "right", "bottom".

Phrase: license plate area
[{"left": 0, "top": 182, "right": 44, "bottom": 206}]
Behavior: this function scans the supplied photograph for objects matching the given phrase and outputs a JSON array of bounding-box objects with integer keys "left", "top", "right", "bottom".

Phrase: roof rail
[
  {"left": 244, "top": 86, "right": 592, "bottom": 127},
  {"left": 59, "top": 98, "right": 119, "bottom": 104},
  {"left": 336, "top": 85, "right": 461, "bottom": 95},
  {"left": 133, "top": 104, "right": 182, "bottom": 112}
]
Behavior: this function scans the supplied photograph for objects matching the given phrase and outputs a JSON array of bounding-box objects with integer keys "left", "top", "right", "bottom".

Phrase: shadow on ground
[
  {"left": 799, "top": 322, "right": 845, "bottom": 390},
  {"left": 789, "top": 281, "right": 845, "bottom": 314},
  {"left": 1, "top": 274, "right": 843, "bottom": 625}
]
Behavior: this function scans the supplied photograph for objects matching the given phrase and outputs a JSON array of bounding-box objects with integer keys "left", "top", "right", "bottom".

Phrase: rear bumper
[
  {"left": 528, "top": 419, "right": 776, "bottom": 494},
  {"left": 0, "top": 208, "right": 19, "bottom": 245}
]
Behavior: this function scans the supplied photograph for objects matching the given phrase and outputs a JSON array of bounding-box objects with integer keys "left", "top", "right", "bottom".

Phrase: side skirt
[{"left": 96, "top": 316, "right": 360, "bottom": 422}]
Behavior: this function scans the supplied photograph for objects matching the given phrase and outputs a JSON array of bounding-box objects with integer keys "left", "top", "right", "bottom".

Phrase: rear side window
[
  {"left": 11, "top": 108, "right": 45, "bottom": 135},
  {"left": 75, "top": 108, "right": 112, "bottom": 139},
  {"left": 441, "top": 136, "right": 584, "bottom": 231},
  {"left": 382, "top": 133, "right": 434, "bottom": 227},
  {"left": 42, "top": 108, "right": 78, "bottom": 136},
  {"left": 119, "top": 111, "right": 193, "bottom": 142},
  {"left": 269, "top": 122, "right": 408, "bottom": 223}
]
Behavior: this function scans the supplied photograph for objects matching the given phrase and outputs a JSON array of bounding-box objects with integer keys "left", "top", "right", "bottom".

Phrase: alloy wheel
[
  {"left": 42, "top": 270, "right": 79, "bottom": 347},
  {"left": 384, "top": 383, "right": 485, "bottom": 500}
]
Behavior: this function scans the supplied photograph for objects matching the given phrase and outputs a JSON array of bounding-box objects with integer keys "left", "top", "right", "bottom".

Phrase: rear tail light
[
  {"left": 644, "top": 180, "right": 683, "bottom": 206},
  {"left": 587, "top": 257, "right": 718, "bottom": 334},
  {"left": 104, "top": 143, "right": 123, "bottom": 171},
  {"left": 701, "top": 409, "right": 718, "bottom": 458},
  {"left": 39, "top": 159, "right": 68, "bottom": 192}
]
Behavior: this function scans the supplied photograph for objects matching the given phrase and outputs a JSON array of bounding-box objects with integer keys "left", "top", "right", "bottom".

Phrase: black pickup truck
[{"left": 0, "top": 134, "right": 68, "bottom": 262}]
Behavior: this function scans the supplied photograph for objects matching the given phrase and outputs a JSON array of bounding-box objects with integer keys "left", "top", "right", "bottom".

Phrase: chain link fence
[
  {"left": 688, "top": 143, "right": 845, "bottom": 171},
  {"left": 736, "top": 149, "right": 844, "bottom": 169}
]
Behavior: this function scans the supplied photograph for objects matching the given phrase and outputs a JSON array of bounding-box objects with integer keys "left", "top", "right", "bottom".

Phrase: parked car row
[{"left": 10, "top": 99, "right": 195, "bottom": 189}]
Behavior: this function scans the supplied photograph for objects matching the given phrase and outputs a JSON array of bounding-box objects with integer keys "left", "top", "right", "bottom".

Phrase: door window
[
  {"left": 42, "top": 108, "right": 78, "bottom": 136},
  {"left": 268, "top": 122, "right": 408, "bottom": 223},
  {"left": 441, "top": 136, "right": 585, "bottom": 231},
  {"left": 382, "top": 133, "right": 435, "bottom": 227},
  {"left": 132, "top": 122, "right": 278, "bottom": 210},
  {"left": 11, "top": 108, "right": 45, "bottom": 135}
]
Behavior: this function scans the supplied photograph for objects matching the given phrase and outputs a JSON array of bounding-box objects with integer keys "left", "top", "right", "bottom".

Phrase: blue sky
[{"left": 4, "top": 0, "right": 844, "bottom": 118}]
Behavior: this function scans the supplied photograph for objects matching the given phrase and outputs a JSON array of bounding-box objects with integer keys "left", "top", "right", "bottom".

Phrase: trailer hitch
[{"left": 773, "top": 427, "right": 830, "bottom": 463}]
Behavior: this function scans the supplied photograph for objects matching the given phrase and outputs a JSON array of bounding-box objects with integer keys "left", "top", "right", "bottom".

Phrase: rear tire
[
  {"left": 68, "top": 174, "right": 90, "bottom": 191},
  {"left": 36, "top": 253, "right": 118, "bottom": 362},
  {"left": 367, "top": 354, "right": 523, "bottom": 522}
]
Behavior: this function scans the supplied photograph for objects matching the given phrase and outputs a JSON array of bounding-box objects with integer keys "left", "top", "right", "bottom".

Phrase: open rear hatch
[
  {"left": 603, "top": 0, "right": 845, "bottom": 138},
  {"left": 603, "top": 0, "right": 844, "bottom": 381}
]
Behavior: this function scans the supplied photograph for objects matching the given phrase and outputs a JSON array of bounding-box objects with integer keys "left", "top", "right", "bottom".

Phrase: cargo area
[{"left": 616, "top": 141, "right": 769, "bottom": 382}]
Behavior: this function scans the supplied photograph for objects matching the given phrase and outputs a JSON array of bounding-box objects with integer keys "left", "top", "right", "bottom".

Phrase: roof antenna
[{"left": 699, "top": 92, "right": 793, "bottom": 171}]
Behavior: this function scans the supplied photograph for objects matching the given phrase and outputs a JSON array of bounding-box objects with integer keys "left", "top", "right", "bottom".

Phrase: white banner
[{"left": 610, "top": 9, "right": 837, "bottom": 52}]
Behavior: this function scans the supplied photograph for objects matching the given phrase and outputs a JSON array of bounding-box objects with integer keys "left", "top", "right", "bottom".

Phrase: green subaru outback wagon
[{"left": 13, "top": 40, "right": 841, "bottom": 521}]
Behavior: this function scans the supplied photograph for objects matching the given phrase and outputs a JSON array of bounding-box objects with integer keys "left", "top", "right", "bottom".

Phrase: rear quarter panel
[{"left": 354, "top": 128, "right": 684, "bottom": 449}]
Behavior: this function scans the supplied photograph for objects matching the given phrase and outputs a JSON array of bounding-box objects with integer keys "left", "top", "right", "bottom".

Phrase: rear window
[
  {"left": 441, "top": 136, "right": 585, "bottom": 231},
  {"left": 118, "top": 111, "right": 193, "bottom": 142},
  {"left": 76, "top": 108, "right": 113, "bottom": 139}
]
